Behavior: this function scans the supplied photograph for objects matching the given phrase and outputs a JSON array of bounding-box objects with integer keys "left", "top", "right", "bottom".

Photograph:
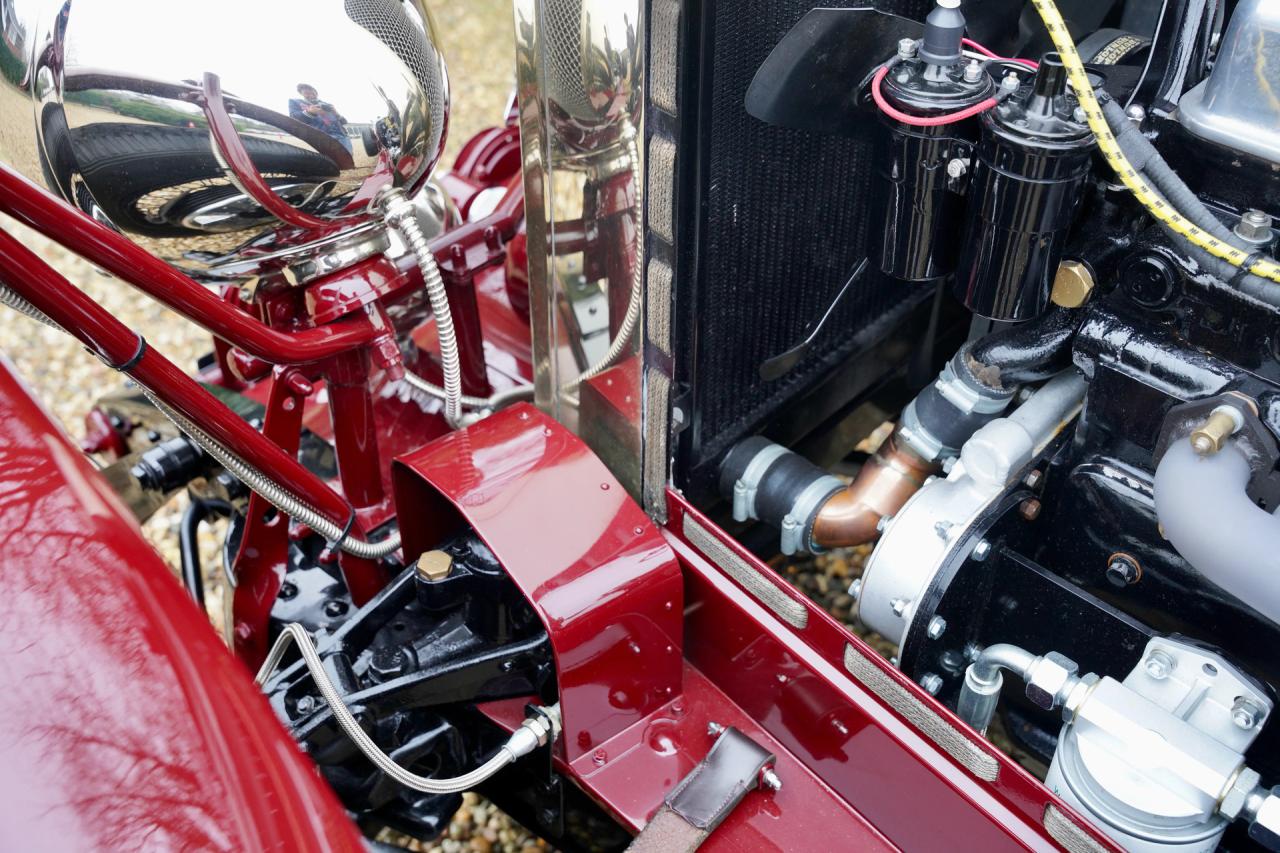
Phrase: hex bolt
[
  {"left": 707, "top": 721, "right": 725, "bottom": 737},
  {"left": 849, "top": 577, "right": 863, "bottom": 601},
  {"left": 760, "top": 767, "right": 783, "bottom": 792},
  {"left": 1072, "top": 106, "right": 1087, "bottom": 123},
  {"left": 927, "top": 616, "right": 948, "bottom": 640},
  {"left": 890, "top": 597, "right": 910, "bottom": 617},
  {"left": 323, "top": 599, "right": 349, "bottom": 618},
  {"left": 934, "top": 520, "right": 953, "bottom": 541},
  {"left": 1105, "top": 553, "right": 1141, "bottom": 588},
  {"left": 1144, "top": 649, "right": 1176, "bottom": 681},
  {"left": 1190, "top": 406, "right": 1244, "bottom": 456},
  {"left": 295, "top": 695, "right": 316, "bottom": 715},
  {"left": 1125, "top": 104, "right": 1146, "bottom": 123},
  {"left": 278, "top": 581, "right": 298, "bottom": 600},
  {"left": 971, "top": 540, "right": 991, "bottom": 562},
  {"left": 946, "top": 158, "right": 968, "bottom": 180},
  {"left": 897, "top": 38, "right": 918, "bottom": 59},
  {"left": 1235, "top": 209, "right": 1274, "bottom": 246},
  {"left": 1001, "top": 73, "right": 1020, "bottom": 91},
  {"left": 1233, "top": 698, "right": 1265, "bottom": 730},
  {"left": 1023, "top": 469, "right": 1044, "bottom": 490},
  {"left": 416, "top": 549, "right": 453, "bottom": 582},
  {"left": 920, "top": 673, "right": 943, "bottom": 695},
  {"left": 1019, "top": 498, "right": 1042, "bottom": 521},
  {"left": 963, "top": 60, "right": 983, "bottom": 84}
]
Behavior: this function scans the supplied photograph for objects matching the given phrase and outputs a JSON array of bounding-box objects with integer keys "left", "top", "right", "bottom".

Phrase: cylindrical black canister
[
  {"left": 871, "top": 60, "right": 993, "bottom": 282},
  {"left": 954, "top": 55, "right": 1094, "bottom": 320}
]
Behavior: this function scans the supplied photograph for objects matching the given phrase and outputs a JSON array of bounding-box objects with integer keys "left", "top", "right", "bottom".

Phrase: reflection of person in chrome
[{"left": 288, "top": 83, "right": 352, "bottom": 154}]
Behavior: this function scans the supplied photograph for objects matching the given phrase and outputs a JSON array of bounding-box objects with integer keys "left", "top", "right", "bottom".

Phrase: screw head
[
  {"left": 946, "top": 158, "right": 968, "bottom": 180},
  {"left": 927, "top": 615, "right": 948, "bottom": 640},
  {"left": 295, "top": 695, "right": 316, "bottom": 715},
  {"left": 1125, "top": 104, "right": 1146, "bottom": 123},
  {"left": 1144, "top": 650, "right": 1175, "bottom": 681},
  {"left": 920, "top": 673, "right": 943, "bottom": 695},
  {"left": 848, "top": 577, "right": 863, "bottom": 601},
  {"left": 897, "top": 38, "right": 917, "bottom": 59},
  {"left": 707, "top": 721, "right": 725, "bottom": 737},
  {"left": 278, "top": 581, "right": 298, "bottom": 600},
  {"left": 1232, "top": 698, "right": 1265, "bottom": 730},
  {"left": 760, "top": 767, "right": 783, "bottom": 792},
  {"left": 323, "top": 599, "right": 349, "bottom": 618}
]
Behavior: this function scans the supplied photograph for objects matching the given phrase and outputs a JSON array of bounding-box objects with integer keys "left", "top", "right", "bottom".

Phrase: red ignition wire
[
  {"left": 962, "top": 37, "right": 1039, "bottom": 69},
  {"left": 870, "top": 65, "right": 999, "bottom": 127}
]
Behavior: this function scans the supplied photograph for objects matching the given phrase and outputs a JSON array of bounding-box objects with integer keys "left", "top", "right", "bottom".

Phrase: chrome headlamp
[{"left": 1, "top": 0, "right": 448, "bottom": 284}]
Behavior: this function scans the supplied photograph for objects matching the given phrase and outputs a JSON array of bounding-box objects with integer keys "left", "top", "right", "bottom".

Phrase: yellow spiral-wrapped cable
[{"left": 1029, "top": 0, "right": 1280, "bottom": 285}]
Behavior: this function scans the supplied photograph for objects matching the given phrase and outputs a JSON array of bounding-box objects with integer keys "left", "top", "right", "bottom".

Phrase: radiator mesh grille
[{"left": 690, "top": 0, "right": 930, "bottom": 465}]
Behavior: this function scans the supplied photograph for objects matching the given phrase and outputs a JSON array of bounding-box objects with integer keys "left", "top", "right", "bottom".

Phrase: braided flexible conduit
[
  {"left": 257, "top": 623, "right": 559, "bottom": 794},
  {"left": 380, "top": 188, "right": 465, "bottom": 425},
  {"left": 0, "top": 280, "right": 400, "bottom": 560},
  {"left": 140, "top": 388, "right": 402, "bottom": 559},
  {"left": 402, "top": 135, "right": 643, "bottom": 410}
]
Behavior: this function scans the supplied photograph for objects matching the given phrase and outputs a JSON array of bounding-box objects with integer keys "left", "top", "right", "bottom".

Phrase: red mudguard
[{"left": 0, "top": 357, "right": 362, "bottom": 852}]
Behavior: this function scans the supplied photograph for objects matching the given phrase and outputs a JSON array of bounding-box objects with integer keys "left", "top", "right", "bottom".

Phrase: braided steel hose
[
  {"left": 566, "top": 135, "right": 643, "bottom": 391},
  {"left": 379, "top": 188, "right": 464, "bottom": 426},
  {"left": 0, "top": 282, "right": 400, "bottom": 559},
  {"left": 403, "top": 135, "right": 643, "bottom": 410},
  {"left": 257, "top": 622, "right": 561, "bottom": 794},
  {"left": 0, "top": 282, "right": 62, "bottom": 330},
  {"left": 140, "top": 388, "right": 401, "bottom": 560}
]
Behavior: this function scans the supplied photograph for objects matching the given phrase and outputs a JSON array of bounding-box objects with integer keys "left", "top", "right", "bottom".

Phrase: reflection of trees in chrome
[{"left": 0, "top": 434, "right": 233, "bottom": 848}]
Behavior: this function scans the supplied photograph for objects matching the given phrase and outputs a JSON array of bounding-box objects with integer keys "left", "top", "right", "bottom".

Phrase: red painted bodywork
[
  {"left": 0, "top": 108, "right": 1119, "bottom": 851},
  {"left": 393, "top": 404, "right": 684, "bottom": 764},
  {"left": 0, "top": 358, "right": 363, "bottom": 852}
]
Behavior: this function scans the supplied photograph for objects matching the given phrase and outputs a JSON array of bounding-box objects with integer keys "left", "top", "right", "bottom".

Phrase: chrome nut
[
  {"left": 1221, "top": 767, "right": 1261, "bottom": 821},
  {"left": 1250, "top": 789, "right": 1280, "bottom": 851},
  {"left": 1025, "top": 651, "right": 1079, "bottom": 711}
]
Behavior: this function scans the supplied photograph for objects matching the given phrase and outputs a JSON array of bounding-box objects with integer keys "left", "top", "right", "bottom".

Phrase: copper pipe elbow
[{"left": 810, "top": 430, "right": 936, "bottom": 549}]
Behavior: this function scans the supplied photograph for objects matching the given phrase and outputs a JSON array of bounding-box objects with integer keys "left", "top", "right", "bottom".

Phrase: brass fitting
[
  {"left": 416, "top": 549, "right": 453, "bottom": 582},
  {"left": 1050, "top": 260, "right": 1095, "bottom": 309},
  {"left": 1189, "top": 405, "right": 1245, "bottom": 456}
]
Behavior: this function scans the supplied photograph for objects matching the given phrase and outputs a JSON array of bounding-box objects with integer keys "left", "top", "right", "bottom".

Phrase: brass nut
[
  {"left": 1189, "top": 406, "right": 1243, "bottom": 456},
  {"left": 416, "top": 549, "right": 453, "bottom": 582},
  {"left": 1050, "top": 260, "right": 1095, "bottom": 309}
]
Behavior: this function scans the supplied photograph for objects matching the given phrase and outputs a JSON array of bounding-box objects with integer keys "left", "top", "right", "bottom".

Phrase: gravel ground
[{"left": 0, "top": 2, "right": 978, "bottom": 848}]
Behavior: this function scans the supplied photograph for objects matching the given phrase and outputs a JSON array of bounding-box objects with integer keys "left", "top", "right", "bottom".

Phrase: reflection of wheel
[
  {"left": 361, "top": 126, "right": 379, "bottom": 157},
  {"left": 40, "top": 117, "right": 339, "bottom": 238}
]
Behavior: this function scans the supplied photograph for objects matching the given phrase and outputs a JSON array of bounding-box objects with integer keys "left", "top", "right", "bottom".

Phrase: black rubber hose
[
  {"left": 1100, "top": 98, "right": 1280, "bottom": 307},
  {"left": 179, "top": 498, "right": 233, "bottom": 609},
  {"left": 969, "top": 304, "right": 1082, "bottom": 386}
]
